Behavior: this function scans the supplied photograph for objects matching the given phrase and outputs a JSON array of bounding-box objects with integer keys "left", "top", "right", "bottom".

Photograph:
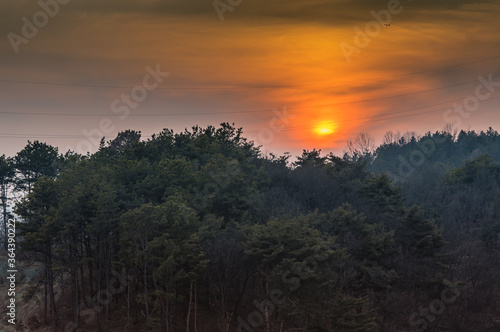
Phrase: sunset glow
[
  {"left": 0, "top": 1, "right": 499, "bottom": 158},
  {"left": 315, "top": 122, "right": 336, "bottom": 136}
]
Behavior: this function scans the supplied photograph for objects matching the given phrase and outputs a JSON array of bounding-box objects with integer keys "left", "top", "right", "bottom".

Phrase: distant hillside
[{"left": 370, "top": 127, "right": 500, "bottom": 179}]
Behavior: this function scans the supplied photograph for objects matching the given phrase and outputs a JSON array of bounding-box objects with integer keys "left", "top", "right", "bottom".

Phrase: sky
[{"left": 1, "top": 0, "right": 500, "bottom": 157}]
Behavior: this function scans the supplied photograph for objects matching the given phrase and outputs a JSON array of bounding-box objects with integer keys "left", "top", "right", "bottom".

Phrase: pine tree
[
  {"left": 395, "top": 205, "right": 447, "bottom": 289},
  {"left": 16, "top": 177, "right": 61, "bottom": 325},
  {"left": 14, "top": 140, "right": 59, "bottom": 194}
]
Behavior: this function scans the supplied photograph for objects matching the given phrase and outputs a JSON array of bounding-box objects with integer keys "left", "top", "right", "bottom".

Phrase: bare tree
[
  {"left": 382, "top": 131, "right": 402, "bottom": 145},
  {"left": 401, "top": 131, "right": 420, "bottom": 144},
  {"left": 345, "top": 133, "right": 375, "bottom": 158}
]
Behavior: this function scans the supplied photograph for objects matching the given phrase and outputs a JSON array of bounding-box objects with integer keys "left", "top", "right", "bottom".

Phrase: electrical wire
[
  {"left": 0, "top": 55, "right": 498, "bottom": 90},
  {"left": 1, "top": 74, "right": 497, "bottom": 117}
]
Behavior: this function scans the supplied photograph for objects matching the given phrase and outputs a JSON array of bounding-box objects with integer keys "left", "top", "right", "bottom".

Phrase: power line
[
  {"left": 0, "top": 134, "right": 87, "bottom": 139},
  {"left": 245, "top": 94, "right": 500, "bottom": 134},
  {"left": 0, "top": 55, "right": 498, "bottom": 91},
  {"left": 2, "top": 93, "right": 498, "bottom": 139},
  {"left": 1, "top": 74, "right": 497, "bottom": 117}
]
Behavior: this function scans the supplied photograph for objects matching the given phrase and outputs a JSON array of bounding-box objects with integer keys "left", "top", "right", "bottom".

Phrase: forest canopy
[{"left": 1, "top": 124, "right": 500, "bottom": 331}]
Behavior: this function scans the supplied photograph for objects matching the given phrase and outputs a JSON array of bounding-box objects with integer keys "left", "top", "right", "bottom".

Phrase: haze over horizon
[{"left": 1, "top": 0, "right": 500, "bottom": 157}]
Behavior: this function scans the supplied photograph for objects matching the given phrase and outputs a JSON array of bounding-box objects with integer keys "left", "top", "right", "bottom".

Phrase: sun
[
  {"left": 317, "top": 127, "right": 334, "bottom": 135},
  {"left": 315, "top": 122, "right": 336, "bottom": 136}
]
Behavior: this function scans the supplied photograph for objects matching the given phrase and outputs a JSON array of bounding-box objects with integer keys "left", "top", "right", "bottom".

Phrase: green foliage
[
  {"left": 10, "top": 124, "right": 500, "bottom": 331},
  {"left": 242, "top": 215, "right": 329, "bottom": 270},
  {"left": 14, "top": 140, "right": 59, "bottom": 193},
  {"left": 396, "top": 206, "right": 445, "bottom": 258},
  {"left": 0, "top": 154, "right": 15, "bottom": 181},
  {"left": 446, "top": 154, "right": 500, "bottom": 184},
  {"left": 16, "top": 176, "right": 60, "bottom": 250}
]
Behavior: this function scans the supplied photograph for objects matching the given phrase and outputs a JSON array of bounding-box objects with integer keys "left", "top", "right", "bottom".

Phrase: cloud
[
  {"left": 2, "top": 0, "right": 498, "bottom": 33},
  {"left": 0, "top": 0, "right": 499, "bottom": 156}
]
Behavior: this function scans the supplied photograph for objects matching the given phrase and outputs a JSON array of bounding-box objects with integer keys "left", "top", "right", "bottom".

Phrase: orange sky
[{"left": 1, "top": 0, "right": 500, "bottom": 157}]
